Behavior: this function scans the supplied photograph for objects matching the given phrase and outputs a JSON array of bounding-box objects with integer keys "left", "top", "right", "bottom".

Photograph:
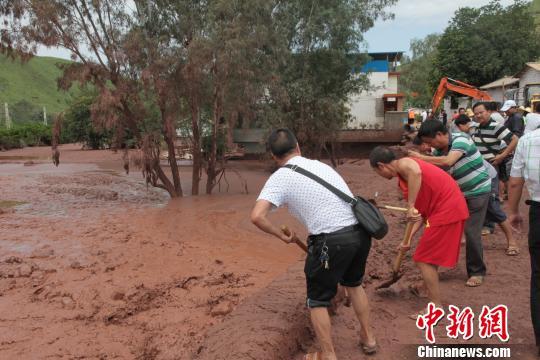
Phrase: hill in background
[{"left": 0, "top": 54, "right": 80, "bottom": 124}]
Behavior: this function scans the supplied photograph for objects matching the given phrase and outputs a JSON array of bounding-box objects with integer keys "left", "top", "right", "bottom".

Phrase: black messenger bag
[{"left": 283, "top": 164, "right": 388, "bottom": 239}]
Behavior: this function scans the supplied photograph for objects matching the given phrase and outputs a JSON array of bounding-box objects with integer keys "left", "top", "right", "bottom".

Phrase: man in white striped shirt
[{"left": 508, "top": 128, "right": 540, "bottom": 354}]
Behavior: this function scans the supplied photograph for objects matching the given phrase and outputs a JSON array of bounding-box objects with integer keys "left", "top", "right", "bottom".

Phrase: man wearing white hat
[{"left": 501, "top": 100, "right": 525, "bottom": 138}]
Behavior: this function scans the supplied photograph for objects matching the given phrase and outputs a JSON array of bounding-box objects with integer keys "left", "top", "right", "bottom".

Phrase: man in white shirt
[
  {"left": 251, "top": 129, "right": 375, "bottom": 360},
  {"left": 508, "top": 128, "right": 540, "bottom": 354},
  {"left": 488, "top": 101, "right": 506, "bottom": 125},
  {"left": 525, "top": 103, "right": 540, "bottom": 134},
  {"left": 421, "top": 110, "right": 428, "bottom": 122}
]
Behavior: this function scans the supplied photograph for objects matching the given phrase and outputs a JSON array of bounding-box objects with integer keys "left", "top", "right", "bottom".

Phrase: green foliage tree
[
  {"left": 400, "top": 34, "right": 440, "bottom": 108},
  {"left": 62, "top": 91, "right": 114, "bottom": 149},
  {"left": 0, "top": 123, "right": 51, "bottom": 150},
  {"left": 433, "top": 0, "right": 540, "bottom": 89},
  {"left": 267, "top": 0, "right": 397, "bottom": 162}
]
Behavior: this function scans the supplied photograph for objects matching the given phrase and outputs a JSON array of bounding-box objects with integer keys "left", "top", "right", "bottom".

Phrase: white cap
[{"left": 500, "top": 100, "right": 517, "bottom": 112}]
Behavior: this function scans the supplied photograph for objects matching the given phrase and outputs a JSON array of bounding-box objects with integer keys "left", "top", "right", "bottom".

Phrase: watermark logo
[
  {"left": 416, "top": 303, "right": 445, "bottom": 344},
  {"left": 446, "top": 305, "right": 474, "bottom": 340},
  {"left": 416, "top": 303, "right": 509, "bottom": 343},
  {"left": 478, "top": 305, "right": 509, "bottom": 342}
]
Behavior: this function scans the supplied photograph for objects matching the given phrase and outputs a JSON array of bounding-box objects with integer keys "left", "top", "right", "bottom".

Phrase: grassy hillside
[{"left": 0, "top": 54, "right": 79, "bottom": 123}]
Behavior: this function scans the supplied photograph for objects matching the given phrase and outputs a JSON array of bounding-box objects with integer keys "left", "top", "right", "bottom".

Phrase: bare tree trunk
[
  {"left": 330, "top": 140, "right": 338, "bottom": 168},
  {"left": 154, "top": 160, "right": 178, "bottom": 196},
  {"left": 226, "top": 110, "right": 237, "bottom": 150},
  {"left": 190, "top": 101, "right": 201, "bottom": 195},
  {"left": 206, "top": 80, "right": 221, "bottom": 194},
  {"left": 51, "top": 114, "right": 62, "bottom": 167},
  {"left": 162, "top": 108, "right": 183, "bottom": 197},
  {"left": 141, "top": 134, "right": 179, "bottom": 198},
  {"left": 323, "top": 142, "right": 337, "bottom": 168}
]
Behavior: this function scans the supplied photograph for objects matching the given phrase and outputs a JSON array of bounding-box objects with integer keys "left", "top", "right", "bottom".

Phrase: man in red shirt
[{"left": 370, "top": 146, "right": 469, "bottom": 312}]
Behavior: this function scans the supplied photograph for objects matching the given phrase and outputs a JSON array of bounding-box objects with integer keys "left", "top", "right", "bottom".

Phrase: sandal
[
  {"left": 304, "top": 352, "right": 322, "bottom": 360},
  {"left": 465, "top": 276, "right": 484, "bottom": 287},
  {"left": 360, "top": 341, "right": 377, "bottom": 355},
  {"left": 506, "top": 246, "right": 520, "bottom": 256},
  {"left": 481, "top": 227, "right": 494, "bottom": 236}
]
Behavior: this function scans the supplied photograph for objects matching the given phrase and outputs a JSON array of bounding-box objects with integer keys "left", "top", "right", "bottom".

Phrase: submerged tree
[
  {"left": 0, "top": 0, "right": 184, "bottom": 196},
  {"left": 0, "top": 0, "right": 398, "bottom": 194}
]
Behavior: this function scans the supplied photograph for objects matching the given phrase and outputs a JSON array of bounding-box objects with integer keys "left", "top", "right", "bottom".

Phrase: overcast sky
[
  {"left": 37, "top": 0, "right": 516, "bottom": 59},
  {"left": 363, "top": 0, "right": 515, "bottom": 53}
]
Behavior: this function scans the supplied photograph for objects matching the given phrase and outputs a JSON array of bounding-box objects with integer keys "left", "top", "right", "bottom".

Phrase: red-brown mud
[{"left": 0, "top": 145, "right": 536, "bottom": 359}]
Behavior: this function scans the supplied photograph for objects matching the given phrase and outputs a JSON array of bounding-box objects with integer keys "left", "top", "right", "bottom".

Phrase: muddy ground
[{"left": 0, "top": 144, "right": 536, "bottom": 359}]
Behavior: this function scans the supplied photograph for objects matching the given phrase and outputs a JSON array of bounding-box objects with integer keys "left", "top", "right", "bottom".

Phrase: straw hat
[{"left": 466, "top": 108, "right": 474, "bottom": 118}]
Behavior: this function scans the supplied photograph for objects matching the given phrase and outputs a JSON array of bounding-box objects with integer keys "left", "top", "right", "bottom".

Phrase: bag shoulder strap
[{"left": 283, "top": 164, "right": 357, "bottom": 205}]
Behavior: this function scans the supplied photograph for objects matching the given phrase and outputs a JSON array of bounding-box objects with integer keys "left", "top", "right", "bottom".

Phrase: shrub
[{"left": 0, "top": 123, "right": 52, "bottom": 150}]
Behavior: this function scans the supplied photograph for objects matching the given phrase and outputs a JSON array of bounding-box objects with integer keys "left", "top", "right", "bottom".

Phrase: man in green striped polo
[{"left": 409, "top": 120, "right": 491, "bottom": 287}]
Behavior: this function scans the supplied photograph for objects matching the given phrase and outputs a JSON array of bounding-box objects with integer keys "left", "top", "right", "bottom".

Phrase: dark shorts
[
  {"left": 485, "top": 176, "right": 507, "bottom": 224},
  {"left": 304, "top": 224, "right": 371, "bottom": 308},
  {"left": 495, "top": 156, "right": 513, "bottom": 183}
]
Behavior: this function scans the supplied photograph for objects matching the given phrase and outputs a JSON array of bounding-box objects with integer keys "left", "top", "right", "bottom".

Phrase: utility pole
[
  {"left": 43, "top": 106, "right": 47, "bottom": 125},
  {"left": 4, "top": 102, "right": 11, "bottom": 129}
]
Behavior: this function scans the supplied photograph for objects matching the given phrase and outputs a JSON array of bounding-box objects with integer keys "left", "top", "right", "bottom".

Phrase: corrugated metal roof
[
  {"left": 514, "top": 62, "right": 540, "bottom": 78},
  {"left": 480, "top": 76, "right": 519, "bottom": 89},
  {"left": 368, "top": 52, "right": 403, "bottom": 61},
  {"left": 361, "top": 60, "right": 389, "bottom": 73},
  {"left": 526, "top": 62, "right": 540, "bottom": 71}
]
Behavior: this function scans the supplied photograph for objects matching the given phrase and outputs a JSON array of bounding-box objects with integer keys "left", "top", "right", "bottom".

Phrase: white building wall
[
  {"left": 347, "top": 97, "right": 379, "bottom": 128},
  {"left": 486, "top": 88, "right": 504, "bottom": 104},
  {"left": 519, "top": 68, "right": 540, "bottom": 89},
  {"left": 347, "top": 72, "right": 392, "bottom": 129},
  {"left": 516, "top": 68, "right": 540, "bottom": 105},
  {"left": 387, "top": 75, "right": 398, "bottom": 93}
]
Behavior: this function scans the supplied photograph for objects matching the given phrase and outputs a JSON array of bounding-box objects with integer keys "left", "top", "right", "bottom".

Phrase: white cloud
[
  {"left": 37, "top": 45, "right": 73, "bottom": 60},
  {"left": 365, "top": 0, "right": 517, "bottom": 52},
  {"left": 384, "top": 0, "right": 515, "bottom": 26}
]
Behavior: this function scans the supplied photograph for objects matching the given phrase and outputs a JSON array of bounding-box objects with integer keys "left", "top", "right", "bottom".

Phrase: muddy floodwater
[{"left": 0, "top": 144, "right": 537, "bottom": 359}]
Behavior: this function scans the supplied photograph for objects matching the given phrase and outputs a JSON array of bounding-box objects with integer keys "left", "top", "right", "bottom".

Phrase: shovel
[
  {"left": 280, "top": 225, "right": 308, "bottom": 253},
  {"left": 376, "top": 221, "right": 415, "bottom": 290}
]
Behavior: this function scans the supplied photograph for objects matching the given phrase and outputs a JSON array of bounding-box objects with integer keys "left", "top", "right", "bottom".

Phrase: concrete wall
[
  {"left": 515, "top": 67, "right": 540, "bottom": 106},
  {"left": 486, "top": 88, "right": 505, "bottom": 104},
  {"left": 337, "top": 111, "right": 406, "bottom": 143},
  {"left": 348, "top": 71, "right": 399, "bottom": 129},
  {"left": 347, "top": 97, "right": 381, "bottom": 128},
  {"left": 520, "top": 67, "right": 540, "bottom": 89},
  {"left": 388, "top": 74, "right": 398, "bottom": 91},
  {"left": 232, "top": 129, "right": 267, "bottom": 154}
]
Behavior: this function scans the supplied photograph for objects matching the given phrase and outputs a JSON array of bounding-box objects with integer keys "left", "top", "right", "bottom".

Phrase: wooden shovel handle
[
  {"left": 281, "top": 225, "right": 308, "bottom": 253},
  {"left": 392, "top": 222, "right": 415, "bottom": 273},
  {"left": 378, "top": 205, "right": 408, "bottom": 212}
]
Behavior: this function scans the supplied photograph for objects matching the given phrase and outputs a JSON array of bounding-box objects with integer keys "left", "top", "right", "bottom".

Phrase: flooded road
[{"left": 0, "top": 145, "right": 302, "bottom": 359}]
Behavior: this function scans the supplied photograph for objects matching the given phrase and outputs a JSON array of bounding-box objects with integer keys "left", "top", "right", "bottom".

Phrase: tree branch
[{"left": 69, "top": 0, "right": 109, "bottom": 70}]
